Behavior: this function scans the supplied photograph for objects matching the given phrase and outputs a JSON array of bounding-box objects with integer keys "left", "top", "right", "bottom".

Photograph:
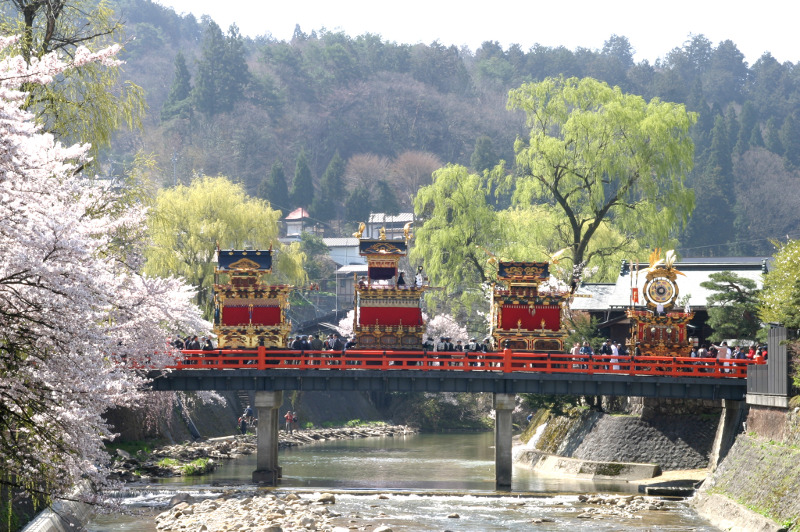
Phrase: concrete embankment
[
  {"left": 692, "top": 405, "right": 800, "bottom": 532},
  {"left": 517, "top": 449, "right": 661, "bottom": 481}
]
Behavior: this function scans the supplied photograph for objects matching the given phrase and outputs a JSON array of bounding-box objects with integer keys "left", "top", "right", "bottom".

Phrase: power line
[{"left": 677, "top": 231, "right": 800, "bottom": 254}]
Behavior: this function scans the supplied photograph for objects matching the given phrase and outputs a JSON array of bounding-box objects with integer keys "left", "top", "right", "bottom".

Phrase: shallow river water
[{"left": 88, "top": 432, "right": 719, "bottom": 531}]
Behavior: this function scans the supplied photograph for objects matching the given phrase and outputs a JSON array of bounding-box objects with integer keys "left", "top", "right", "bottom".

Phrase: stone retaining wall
[
  {"left": 571, "top": 413, "right": 719, "bottom": 470},
  {"left": 693, "top": 406, "right": 800, "bottom": 532}
]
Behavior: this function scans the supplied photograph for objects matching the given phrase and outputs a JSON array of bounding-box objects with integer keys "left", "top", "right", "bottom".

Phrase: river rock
[
  {"left": 373, "top": 526, "right": 393, "bottom": 532},
  {"left": 316, "top": 492, "right": 336, "bottom": 504}
]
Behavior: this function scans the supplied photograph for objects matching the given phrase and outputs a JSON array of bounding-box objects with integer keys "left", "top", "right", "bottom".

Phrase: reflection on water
[
  {"left": 155, "top": 432, "right": 637, "bottom": 493},
  {"left": 88, "top": 432, "right": 719, "bottom": 531}
]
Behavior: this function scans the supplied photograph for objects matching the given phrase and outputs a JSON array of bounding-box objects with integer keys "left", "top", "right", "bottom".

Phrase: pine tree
[
  {"left": 258, "top": 162, "right": 290, "bottom": 215},
  {"left": 291, "top": 150, "right": 314, "bottom": 209},
  {"left": 311, "top": 152, "right": 345, "bottom": 222},
  {"left": 161, "top": 52, "right": 193, "bottom": 121}
]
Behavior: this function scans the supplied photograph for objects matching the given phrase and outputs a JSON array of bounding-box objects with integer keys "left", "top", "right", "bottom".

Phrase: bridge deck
[{"left": 145, "top": 349, "right": 752, "bottom": 400}]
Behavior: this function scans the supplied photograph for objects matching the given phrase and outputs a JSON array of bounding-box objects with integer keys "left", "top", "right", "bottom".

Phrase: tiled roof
[
  {"left": 285, "top": 207, "right": 310, "bottom": 220},
  {"left": 368, "top": 212, "right": 414, "bottom": 224},
  {"left": 337, "top": 265, "right": 369, "bottom": 274},
  {"left": 593, "top": 258, "right": 769, "bottom": 310},
  {"left": 571, "top": 283, "right": 617, "bottom": 311},
  {"left": 323, "top": 237, "right": 359, "bottom": 247}
]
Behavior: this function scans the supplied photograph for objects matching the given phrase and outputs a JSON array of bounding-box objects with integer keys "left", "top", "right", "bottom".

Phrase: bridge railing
[{"left": 168, "top": 348, "right": 761, "bottom": 378}]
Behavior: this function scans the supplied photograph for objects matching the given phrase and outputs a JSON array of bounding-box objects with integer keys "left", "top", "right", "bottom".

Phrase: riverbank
[{"left": 110, "top": 424, "right": 417, "bottom": 483}]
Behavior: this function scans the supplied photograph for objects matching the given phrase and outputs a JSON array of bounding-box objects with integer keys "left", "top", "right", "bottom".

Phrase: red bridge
[{"left": 169, "top": 348, "right": 758, "bottom": 379}]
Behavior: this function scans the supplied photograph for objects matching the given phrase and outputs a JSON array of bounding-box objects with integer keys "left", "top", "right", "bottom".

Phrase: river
[{"left": 88, "top": 432, "right": 718, "bottom": 531}]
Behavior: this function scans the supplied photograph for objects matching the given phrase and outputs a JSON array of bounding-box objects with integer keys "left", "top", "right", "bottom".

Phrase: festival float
[
  {"left": 490, "top": 261, "right": 569, "bottom": 351},
  {"left": 352, "top": 223, "right": 430, "bottom": 349},
  {"left": 212, "top": 248, "right": 293, "bottom": 348},
  {"left": 626, "top": 249, "right": 694, "bottom": 356}
]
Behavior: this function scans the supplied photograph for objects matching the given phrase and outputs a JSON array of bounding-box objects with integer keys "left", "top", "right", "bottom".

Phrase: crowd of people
[
  {"left": 171, "top": 334, "right": 215, "bottom": 351},
  {"left": 287, "top": 334, "right": 356, "bottom": 351}
]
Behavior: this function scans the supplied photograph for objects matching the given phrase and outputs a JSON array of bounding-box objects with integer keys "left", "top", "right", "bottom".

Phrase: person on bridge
[{"left": 310, "top": 334, "right": 323, "bottom": 351}]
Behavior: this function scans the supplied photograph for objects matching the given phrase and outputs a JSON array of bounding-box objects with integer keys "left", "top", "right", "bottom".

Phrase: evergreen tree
[
  {"left": 779, "top": 114, "right": 800, "bottom": 169},
  {"left": 748, "top": 125, "right": 764, "bottom": 148},
  {"left": 223, "top": 24, "right": 250, "bottom": 107},
  {"left": 684, "top": 116, "right": 736, "bottom": 254},
  {"left": 344, "top": 187, "right": 372, "bottom": 223},
  {"left": 291, "top": 150, "right": 314, "bottom": 209},
  {"left": 192, "top": 20, "right": 249, "bottom": 115},
  {"left": 258, "top": 162, "right": 290, "bottom": 215},
  {"left": 161, "top": 52, "right": 193, "bottom": 121},
  {"left": 734, "top": 102, "right": 758, "bottom": 155},
  {"left": 375, "top": 180, "right": 401, "bottom": 215},
  {"left": 311, "top": 152, "right": 345, "bottom": 222},
  {"left": 764, "top": 118, "right": 783, "bottom": 154},
  {"left": 193, "top": 20, "right": 227, "bottom": 115},
  {"left": 708, "top": 114, "right": 734, "bottom": 179},
  {"left": 724, "top": 105, "right": 739, "bottom": 156},
  {"left": 470, "top": 135, "right": 499, "bottom": 173},
  {"left": 700, "top": 271, "right": 760, "bottom": 342}
]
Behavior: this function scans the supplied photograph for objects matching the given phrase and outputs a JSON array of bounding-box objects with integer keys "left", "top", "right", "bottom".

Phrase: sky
[{"left": 154, "top": 0, "right": 799, "bottom": 66}]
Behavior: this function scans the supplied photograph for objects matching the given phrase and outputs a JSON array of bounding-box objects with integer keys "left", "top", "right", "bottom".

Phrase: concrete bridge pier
[
  {"left": 252, "top": 390, "right": 283, "bottom": 484},
  {"left": 494, "top": 393, "right": 515, "bottom": 489}
]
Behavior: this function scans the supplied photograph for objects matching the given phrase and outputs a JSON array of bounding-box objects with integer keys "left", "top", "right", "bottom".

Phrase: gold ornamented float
[
  {"left": 626, "top": 249, "right": 694, "bottom": 357},
  {"left": 491, "top": 261, "right": 569, "bottom": 351},
  {"left": 352, "top": 224, "right": 430, "bottom": 349},
  {"left": 212, "top": 248, "right": 293, "bottom": 348}
]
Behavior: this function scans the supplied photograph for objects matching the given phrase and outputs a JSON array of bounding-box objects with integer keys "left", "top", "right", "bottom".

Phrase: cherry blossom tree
[{"left": 0, "top": 36, "right": 206, "bottom": 505}]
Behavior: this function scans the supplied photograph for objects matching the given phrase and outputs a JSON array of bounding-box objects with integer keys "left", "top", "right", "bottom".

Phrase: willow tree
[
  {"left": 0, "top": 0, "right": 145, "bottom": 162},
  {"left": 144, "top": 176, "right": 306, "bottom": 317},
  {"left": 506, "top": 76, "right": 696, "bottom": 289},
  {"left": 411, "top": 164, "right": 507, "bottom": 325}
]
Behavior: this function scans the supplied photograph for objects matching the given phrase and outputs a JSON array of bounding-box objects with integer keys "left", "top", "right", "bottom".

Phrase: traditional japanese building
[
  {"left": 352, "top": 228, "right": 429, "bottom": 349},
  {"left": 212, "top": 248, "right": 293, "bottom": 348},
  {"left": 491, "top": 261, "right": 569, "bottom": 351}
]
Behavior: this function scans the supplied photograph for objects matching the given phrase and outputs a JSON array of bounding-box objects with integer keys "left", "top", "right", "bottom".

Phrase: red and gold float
[
  {"left": 491, "top": 261, "right": 569, "bottom": 351},
  {"left": 626, "top": 249, "right": 694, "bottom": 357},
  {"left": 213, "top": 248, "right": 293, "bottom": 348},
  {"left": 353, "top": 226, "right": 430, "bottom": 349}
]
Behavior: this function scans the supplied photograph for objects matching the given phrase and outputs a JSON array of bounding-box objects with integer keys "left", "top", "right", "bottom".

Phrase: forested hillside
[{"left": 106, "top": 0, "right": 800, "bottom": 257}]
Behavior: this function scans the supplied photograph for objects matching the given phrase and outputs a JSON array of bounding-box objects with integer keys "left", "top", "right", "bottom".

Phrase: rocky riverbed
[
  {"left": 153, "top": 490, "right": 681, "bottom": 531},
  {"left": 110, "top": 425, "right": 417, "bottom": 482}
]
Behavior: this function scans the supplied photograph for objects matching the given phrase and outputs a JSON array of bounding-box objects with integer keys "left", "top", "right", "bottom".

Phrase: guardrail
[{"left": 166, "top": 348, "right": 761, "bottom": 379}]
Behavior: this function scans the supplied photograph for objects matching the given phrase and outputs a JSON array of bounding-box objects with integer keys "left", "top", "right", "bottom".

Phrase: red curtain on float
[
  {"left": 500, "top": 305, "right": 560, "bottom": 330},
  {"left": 253, "top": 307, "right": 281, "bottom": 325},
  {"left": 222, "top": 306, "right": 281, "bottom": 326},
  {"left": 359, "top": 307, "right": 422, "bottom": 326},
  {"left": 221, "top": 306, "right": 249, "bottom": 326}
]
